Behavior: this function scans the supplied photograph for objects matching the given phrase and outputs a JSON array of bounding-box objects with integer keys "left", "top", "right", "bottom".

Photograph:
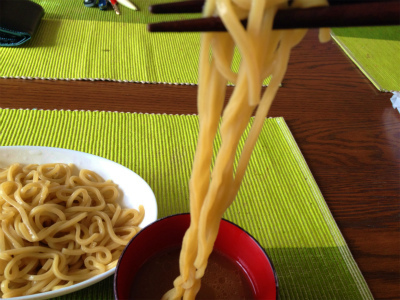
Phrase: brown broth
[{"left": 130, "top": 246, "right": 255, "bottom": 299}]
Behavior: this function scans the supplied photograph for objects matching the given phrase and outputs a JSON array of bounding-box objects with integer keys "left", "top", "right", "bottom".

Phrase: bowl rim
[{"left": 114, "top": 213, "right": 279, "bottom": 299}]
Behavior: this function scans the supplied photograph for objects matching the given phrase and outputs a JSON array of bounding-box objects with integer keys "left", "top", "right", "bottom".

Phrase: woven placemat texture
[
  {"left": 332, "top": 26, "right": 400, "bottom": 92},
  {"left": 0, "top": 108, "right": 372, "bottom": 299},
  {"left": 0, "top": 0, "right": 270, "bottom": 85}
]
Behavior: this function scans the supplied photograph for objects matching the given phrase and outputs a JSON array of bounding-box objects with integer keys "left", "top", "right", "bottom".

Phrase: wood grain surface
[{"left": 0, "top": 29, "right": 399, "bottom": 299}]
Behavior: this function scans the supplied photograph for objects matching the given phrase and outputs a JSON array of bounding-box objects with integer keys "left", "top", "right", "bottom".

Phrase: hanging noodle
[
  {"left": 0, "top": 163, "right": 144, "bottom": 298},
  {"left": 163, "top": 0, "right": 330, "bottom": 299}
]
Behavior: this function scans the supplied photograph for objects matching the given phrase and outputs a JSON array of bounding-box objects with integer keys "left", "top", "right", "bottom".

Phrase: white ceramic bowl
[{"left": 0, "top": 146, "right": 158, "bottom": 300}]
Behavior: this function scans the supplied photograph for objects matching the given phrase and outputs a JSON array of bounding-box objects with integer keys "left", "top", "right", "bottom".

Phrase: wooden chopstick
[
  {"left": 149, "top": 0, "right": 390, "bottom": 14},
  {"left": 148, "top": 0, "right": 400, "bottom": 32},
  {"left": 149, "top": 0, "right": 205, "bottom": 14}
]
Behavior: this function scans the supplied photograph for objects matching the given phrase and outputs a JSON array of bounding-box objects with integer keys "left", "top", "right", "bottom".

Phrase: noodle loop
[{"left": 164, "top": 0, "right": 330, "bottom": 299}]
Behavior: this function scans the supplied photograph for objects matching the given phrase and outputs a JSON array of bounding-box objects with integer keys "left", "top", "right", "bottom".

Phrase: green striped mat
[
  {"left": 0, "top": 108, "right": 372, "bottom": 299},
  {"left": 0, "top": 0, "right": 269, "bottom": 85},
  {"left": 332, "top": 26, "right": 400, "bottom": 92}
]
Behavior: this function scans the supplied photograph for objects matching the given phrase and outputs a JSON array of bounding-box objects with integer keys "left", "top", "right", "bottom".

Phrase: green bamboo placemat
[
  {"left": 0, "top": 108, "right": 372, "bottom": 299},
  {"left": 0, "top": 0, "right": 269, "bottom": 85},
  {"left": 332, "top": 26, "right": 400, "bottom": 92}
]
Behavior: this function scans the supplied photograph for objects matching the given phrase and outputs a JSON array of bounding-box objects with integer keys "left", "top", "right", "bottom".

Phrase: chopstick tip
[{"left": 147, "top": 23, "right": 156, "bottom": 32}]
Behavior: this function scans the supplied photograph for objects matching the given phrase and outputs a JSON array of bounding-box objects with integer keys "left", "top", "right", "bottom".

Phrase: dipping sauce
[{"left": 130, "top": 246, "right": 255, "bottom": 299}]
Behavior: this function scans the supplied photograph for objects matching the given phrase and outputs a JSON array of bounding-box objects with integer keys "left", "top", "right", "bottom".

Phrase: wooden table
[{"left": 0, "top": 29, "right": 399, "bottom": 299}]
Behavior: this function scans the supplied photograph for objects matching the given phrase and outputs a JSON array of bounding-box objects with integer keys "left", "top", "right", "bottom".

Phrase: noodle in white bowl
[{"left": 0, "top": 146, "right": 157, "bottom": 300}]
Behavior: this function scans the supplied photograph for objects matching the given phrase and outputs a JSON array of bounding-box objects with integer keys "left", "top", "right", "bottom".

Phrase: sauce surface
[{"left": 130, "top": 246, "right": 255, "bottom": 299}]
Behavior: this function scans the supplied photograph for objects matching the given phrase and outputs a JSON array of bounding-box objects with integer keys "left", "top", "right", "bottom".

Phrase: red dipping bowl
[{"left": 114, "top": 214, "right": 278, "bottom": 299}]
